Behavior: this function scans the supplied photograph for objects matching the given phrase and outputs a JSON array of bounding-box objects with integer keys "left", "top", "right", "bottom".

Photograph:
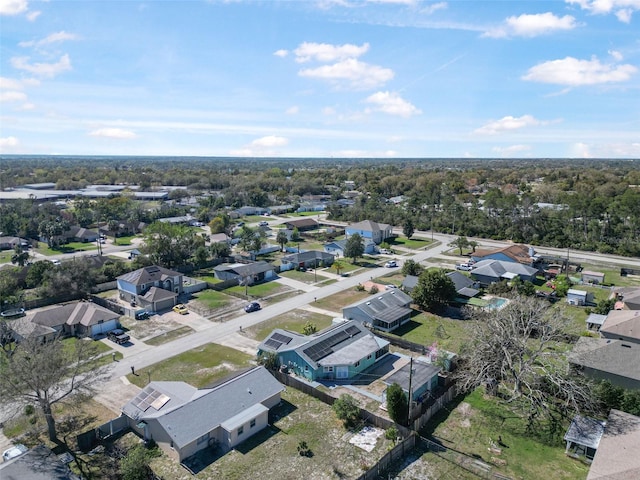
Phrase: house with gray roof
[
  {"left": 284, "top": 217, "right": 319, "bottom": 231},
  {"left": 345, "top": 220, "right": 393, "bottom": 245},
  {"left": 281, "top": 250, "right": 335, "bottom": 271},
  {"left": 446, "top": 271, "right": 480, "bottom": 298},
  {"left": 611, "top": 286, "right": 640, "bottom": 311},
  {"left": 383, "top": 359, "right": 441, "bottom": 405},
  {"left": 568, "top": 337, "right": 640, "bottom": 390},
  {"left": 11, "top": 301, "right": 120, "bottom": 341},
  {"left": 257, "top": 320, "right": 389, "bottom": 382},
  {"left": 470, "top": 259, "right": 538, "bottom": 286},
  {"left": 324, "top": 238, "right": 377, "bottom": 257},
  {"left": 343, "top": 289, "right": 413, "bottom": 332},
  {"left": 600, "top": 310, "right": 640, "bottom": 344},
  {"left": 586, "top": 409, "right": 640, "bottom": 480},
  {"left": 564, "top": 415, "right": 606, "bottom": 462},
  {"left": 213, "top": 261, "right": 276, "bottom": 285},
  {"left": 117, "top": 265, "right": 183, "bottom": 311},
  {"left": 122, "top": 366, "right": 284, "bottom": 462}
]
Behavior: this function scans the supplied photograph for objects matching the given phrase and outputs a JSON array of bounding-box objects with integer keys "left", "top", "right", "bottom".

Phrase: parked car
[
  {"left": 3, "top": 444, "right": 28, "bottom": 462},
  {"left": 173, "top": 304, "right": 189, "bottom": 315},
  {"left": 456, "top": 263, "right": 473, "bottom": 271},
  {"left": 107, "top": 329, "right": 130, "bottom": 344},
  {"left": 384, "top": 260, "right": 397, "bottom": 268},
  {"left": 135, "top": 310, "right": 149, "bottom": 320},
  {"left": 258, "top": 221, "right": 269, "bottom": 226},
  {"left": 244, "top": 302, "right": 261, "bottom": 313},
  {"left": 379, "top": 248, "right": 391, "bottom": 254}
]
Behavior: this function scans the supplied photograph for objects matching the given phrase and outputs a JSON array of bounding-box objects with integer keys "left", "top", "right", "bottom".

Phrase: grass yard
[
  {"left": 150, "top": 387, "right": 394, "bottom": 480},
  {"left": 145, "top": 326, "right": 194, "bottom": 346},
  {"left": 36, "top": 242, "right": 98, "bottom": 255},
  {"left": 192, "top": 289, "right": 236, "bottom": 309},
  {"left": 226, "top": 281, "right": 289, "bottom": 298},
  {"left": 314, "top": 289, "right": 370, "bottom": 311},
  {"left": 0, "top": 250, "right": 12, "bottom": 263},
  {"left": 422, "top": 389, "right": 590, "bottom": 480},
  {"left": 279, "top": 269, "right": 329, "bottom": 284},
  {"left": 112, "top": 235, "right": 136, "bottom": 246},
  {"left": 578, "top": 262, "right": 640, "bottom": 288},
  {"left": 126, "top": 343, "right": 254, "bottom": 388},
  {"left": 390, "top": 236, "right": 432, "bottom": 250},
  {"left": 390, "top": 312, "right": 475, "bottom": 354},
  {"left": 246, "top": 309, "right": 334, "bottom": 341}
]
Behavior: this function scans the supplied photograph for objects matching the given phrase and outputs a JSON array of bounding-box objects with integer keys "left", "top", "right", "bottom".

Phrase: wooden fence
[{"left": 355, "top": 434, "right": 417, "bottom": 480}]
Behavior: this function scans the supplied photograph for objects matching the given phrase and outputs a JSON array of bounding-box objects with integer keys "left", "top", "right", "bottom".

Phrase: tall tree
[
  {"left": 449, "top": 235, "right": 470, "bottom": 256},
  {"left": 11, "top": 244, "right": 30, "bottom": 267},
  {"left": 411, "top": 269, "right": 456, "bottom": 312},
  {"left": 142, "top": 221, "right": 197, "bottom": 268},
  {"left": 403, "top": 218, "right": 415, "bottom": 240},
  {"left": 455, "top": 296, "right": 595, "bottom": 431},
  {"left": 276, "top": 230, "right": 288, "bottom": 252},
  {"left": 386, "top": 383, "right": 409, "bottom": 426},
  {"left": 344, "top": 233, "right": 364, "bottom": 264},
  {"left": 0, "top": 332, "right": 105, "bottom": 442}
]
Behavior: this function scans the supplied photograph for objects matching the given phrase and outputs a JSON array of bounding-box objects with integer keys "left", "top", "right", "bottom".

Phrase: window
[
  {"left": 196, "top": 432, "right": 209, "bottom": 445},
  {"left": 367, "top": 354, "right": 371, "bottom": 360},
  {"left": 238, "top": 426, "right": 244, "bottom": 435},
  {"left": 323, "top": 366, "right": 333, "bottom": 372},
  {"left": 250, "top": 419, "right": 256, "bottom": 428},
  {"left": 354, "top": 361, "right": 360, "bottom": 367}
]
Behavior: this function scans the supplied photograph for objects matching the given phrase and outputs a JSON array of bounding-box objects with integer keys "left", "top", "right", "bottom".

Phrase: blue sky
[{"left": 1, "top": 0, "right": 639, "bottom": 158}]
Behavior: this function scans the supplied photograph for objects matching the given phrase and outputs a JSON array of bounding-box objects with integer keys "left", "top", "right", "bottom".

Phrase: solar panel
[
  {"left": 264, "top": 339, "right": 283, "bottom": 350},
  {"left": 151, "top": 394, "right": 170, "bottom": 410},
  {"left": 272, "top": 332, "right": 292, "bottom": 344},
  {"left": 303, "top": 329, "right": 352, "bottom": 361},
  {"left": 345, "top": 325, "right": 360, "bottom": 336},
  {"left": 130, "top": 387, "right": 171, "bottom": 412}
]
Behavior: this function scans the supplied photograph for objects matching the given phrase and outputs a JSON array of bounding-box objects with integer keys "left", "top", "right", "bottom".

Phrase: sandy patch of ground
[{"left": 349, "top": 426, "right": 384, "bottom": 452}]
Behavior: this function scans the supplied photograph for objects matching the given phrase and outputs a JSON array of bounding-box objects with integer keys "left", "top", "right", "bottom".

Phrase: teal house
[{"left": 257, "top": 320, "right": 389, "bottom": 381}]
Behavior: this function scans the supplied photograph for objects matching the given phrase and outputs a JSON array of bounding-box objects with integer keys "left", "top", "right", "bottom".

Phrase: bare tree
[
  {"left": 455, "top": 296, "right": 595, "bottom": 431},
  {"left": 0, "top": 327, "right": 107, "bottom": 442}
]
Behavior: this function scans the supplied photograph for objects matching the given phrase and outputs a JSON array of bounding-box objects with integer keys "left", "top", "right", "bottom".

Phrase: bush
[
  {"left": 333, "top": 394, "right": 361, "bottom": 429},
  {"left": 385, "top": 426, "right": 399, "bottom": 444},
  {"left": 24, "top": 405, "right": 35, "bottom": 415},
  {"left": 386, "top": 383, "right": 408, "bottom": 426},
  {"left": 297, "top": 440, "right": 313, "bottom": 457},
  {"left": 355, "top": 284, "right": 365, "bottom": 292},
  {"left": 369, "top": 285, "right": 379, "bottom": 294}
]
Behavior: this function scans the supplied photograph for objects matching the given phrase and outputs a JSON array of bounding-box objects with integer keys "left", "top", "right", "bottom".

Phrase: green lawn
[
  {"left": 390, "top": 236, "right": 432, "bottom": 250},
  {"left": 279, "top": 269, "right": 329, "bottom": 283},
  {"left": 192, "top": 289, "right": 235, "bottom": 309},
  {"left": 36, "top": 242, "right": 98, "bottom": 255},
  {"left": 226, "top": 281, "right": 286, "bottom": 298},
  {"left": 389, "top": 312, "right": 475, "bottom": 354},
  {"left": 246, "top": 309, "right": 334, "bottom": 341},
  {"left": 0, "top": 250, "right": 12, "bottom": 264},
  {"left": 314, "top": 289, "right": 370, "bottom": 311},
  {"left": 126, "top": 343, "right": 253, "bottom": 388},
  {"left": 423, "top": 389, "right": 590, "bottom": 480},
  {"left": 112, "top": 235, "right": 136, "bottom": 246},
  {"left": 578, "top": 262, "right": 640, "bottom": 287}
]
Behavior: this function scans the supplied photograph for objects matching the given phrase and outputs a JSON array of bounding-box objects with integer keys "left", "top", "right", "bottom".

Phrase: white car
[
  {"left": 384, "top": 260, "right": 397, "bottom": 268},
  {"left": 3, "top": 444, "right": 28, "bottom": 462},
  {"left": 456, "top": 263, "right": 473, "bottom": 271}
]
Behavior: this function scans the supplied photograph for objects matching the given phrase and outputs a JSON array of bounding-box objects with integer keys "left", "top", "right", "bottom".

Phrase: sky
[{"left": 1, "top": 0, "right": 639, "bottom": 159}]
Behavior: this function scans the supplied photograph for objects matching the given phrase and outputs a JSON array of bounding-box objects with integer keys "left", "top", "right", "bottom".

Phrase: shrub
[
  {"left": 24, "top": 405, "right": 35, "bottom": 415},
  {"left": 333, "top": 394, "right": 360, "bottom": 429},
  {"left": 369, "top": 285, "right": 379, "bottom": 295},
  {"left": 297, "top": 440, "right": 312, "bottom": 457}
]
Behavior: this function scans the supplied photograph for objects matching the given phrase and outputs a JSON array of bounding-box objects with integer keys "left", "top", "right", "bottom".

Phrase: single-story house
[
  {"left": 283, "top": 218, "right": 319, "bottom": 232},
  {"left": 383, "top": 359, "right": 441, "bottom": 404},
  {"left": 157, "top": 215, "right": 192, "bottom": 225},
  {"left": 324, "top": 238, "right": 377, "bottom": 257},
  {"left": 234, "top": 206, "right": 268, "bottom": 216},
  {"left": 345, "top": 220, "right": 393, "bottom": 245},
  {"left": 401, "top": 275, "right": 419, "bottom": 293},
  {"left": 0, "top": 445, "right": 81, "bottom": 480},
  {"left": 343, "top": 289, "right": 413, "bottom": 332},
  {"left": 12, "top": 301, "right": 120, "bottom": 341},
  {"left": 280, "top": 251, "right": 335, "bottom": 271},
  {"left": 585, "top": 313, "right": 607, "bottom": 332},
  {"left": 209, "top": 233, "right": 231, "bottom": 244},
  {"left": 564, "top": 415, "right": 606, "bottom": 462},
  {"left": 567, "top": 289, "right": 590, "bottom": 306},
  {"left": 471, "top": 244, "right": 538, "bottom": 266},
  {"left": 610, "top": 287, "right": 640, "bottom": 310},
  {"left": 214, "top": 261, "right": 276, "bottom": 285},
  {"left": 0, "top": 236, "right": 28, "bottom": 250},
  {"left": 257, "top": 320, "right": 389, "bottom": 381},
  {"left": 65, "top": 226, "right": 99, "bottom": 243},
  {"left": 600, "top": 310, "right": 640, "bottom": 344},
  {"left": 586, "top": 409, "right": 640, "bottom": 480},
  {"left": 469, "top": 259, "right": 538, "bottom": 286},
  {"left": 581, "top": 271, "right": 605, "bottom": 285},
  {"left": 122, "top": 366, "right": 284, "bottom": 462},
  {"left": 446, "top": 271, "right": 481, "bottom": 298},
  {"left": 267, "top": 204, "right": 295, "bottom": 215},
  {"left": 117, "top": 266, "right": 183, "bottom": 311},
  {"left": 568, "top": 337, "right": 640, "bottom": 390}
]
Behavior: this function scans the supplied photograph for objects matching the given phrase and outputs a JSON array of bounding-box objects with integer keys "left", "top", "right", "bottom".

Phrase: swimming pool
[{"left": 485, "top": 297, "right": 508, "bottom": 310}]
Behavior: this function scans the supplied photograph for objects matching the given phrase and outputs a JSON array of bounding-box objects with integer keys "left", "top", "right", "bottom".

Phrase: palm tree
[
  {"left": 276, "top": 230, "right": 288, "bottom": 252},
  {"left": 332, "top": 259, "right": 345, "bottom": 276},
  {"left": 11, "top": 244, "right": 30, "bottom": 267}
]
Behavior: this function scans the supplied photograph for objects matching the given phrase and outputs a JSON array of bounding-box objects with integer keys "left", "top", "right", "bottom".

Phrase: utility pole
[{"left": 407, "top": 357, "right": 413, "bottom": 428}]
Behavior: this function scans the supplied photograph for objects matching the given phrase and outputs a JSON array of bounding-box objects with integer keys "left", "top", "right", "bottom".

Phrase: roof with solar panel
[{"left": 257, "top": 320, "right": 388, "bottom": 369}]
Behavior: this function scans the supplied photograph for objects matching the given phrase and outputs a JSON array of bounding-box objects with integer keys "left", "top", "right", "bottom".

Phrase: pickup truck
[{"left": 107, "top": 329, "right": 130, "bottom": 344}]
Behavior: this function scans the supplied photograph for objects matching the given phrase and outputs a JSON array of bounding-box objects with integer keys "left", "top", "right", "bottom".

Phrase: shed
[
  {"left": 567, "top": 289, "right": 589, "bottom": 306},
  {"left": 581, "top": 271, "right": 605, "bottom": 285},
  {"left": 564, "top": 415, "right": 605, "bottom": 461}
]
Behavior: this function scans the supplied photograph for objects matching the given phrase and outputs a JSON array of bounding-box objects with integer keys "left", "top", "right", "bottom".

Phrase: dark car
[
  {"left": 244, "top": 302, "right": 261, "bottom": 313},
  {"left": 107, "top": 329, "right": 130, "bottom": 344},
  {"left": 135, "top": 310, "right": 149, "bottom": 320}
]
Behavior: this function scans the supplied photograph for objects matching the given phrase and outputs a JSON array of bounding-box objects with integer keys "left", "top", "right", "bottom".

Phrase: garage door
[{"left": 92, "top": 319, "right": 117, "bottom": 336}]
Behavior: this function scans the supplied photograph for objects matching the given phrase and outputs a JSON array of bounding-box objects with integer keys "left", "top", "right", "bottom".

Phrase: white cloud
[
  {"left": 609, "top": 50, "right": 624, "bottom": 61},
  {"left": 273, "top": 49, "right": 288, "bottom": 58},
  {"left": 571, "top": 142, "right": 592, "bottom": 158},
  {"left": 475, "top": 115, "right": 544, "bottom": 135},
  {"left": 322, "top": 106, "right": 336, "bottom": 115},
  {"left": 285, "top": 106, "right": 299, "bottom": 115},
  {"left": 19, "top": 31, "right": 78, "bottom": 48},
  {"left": 89, "top": 128, "right": 137, "bottom": 139},
  {"left": 364, "top": 91, "right": 422, "bottom": 117},
  {"left": 299, "top": 58, "right": 394, "bottom": 89},
  {"left": 294, "top": 42, "right": 369, "bottom": 63},
  {"left": 421, "top": 1, "right": 447, "bottom": 14},
  {"left": 11, "top": 54, "right": 72, "bottom": 78},
  {"left": 0, "top": 77, "right": 24, "bottom": 90},
  {"left": 483, "top": 12, "right": 577, "bottom": 38},
  {"left": 0, "top": 0, "right": 28, "bottom": 15},
  {"left": 230, "top": 135, "right": 289, "bottom": 156},
  {"left": 0, "top": 136, "right": 19, "bottom": 149},
  {"left": 571, "top": 141, "right": 640, "bottom": 157},
  {"left": 250, "top": 135, "right": 288, "bottom": 148},
  {"left": 0, "top": 91, "right": 27, "bottom": 102},
  {"left": 26, "top": 10, "right": 40, "bottom": 21},
  {"left": 522, "top": 56, "right": 637, "bottom": 85},
  {"left": 492, "top": 144, "right": 533, "bottom": 156},
  {"left": 567, "top": 0, "right": 640, "bottom": 23}
]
